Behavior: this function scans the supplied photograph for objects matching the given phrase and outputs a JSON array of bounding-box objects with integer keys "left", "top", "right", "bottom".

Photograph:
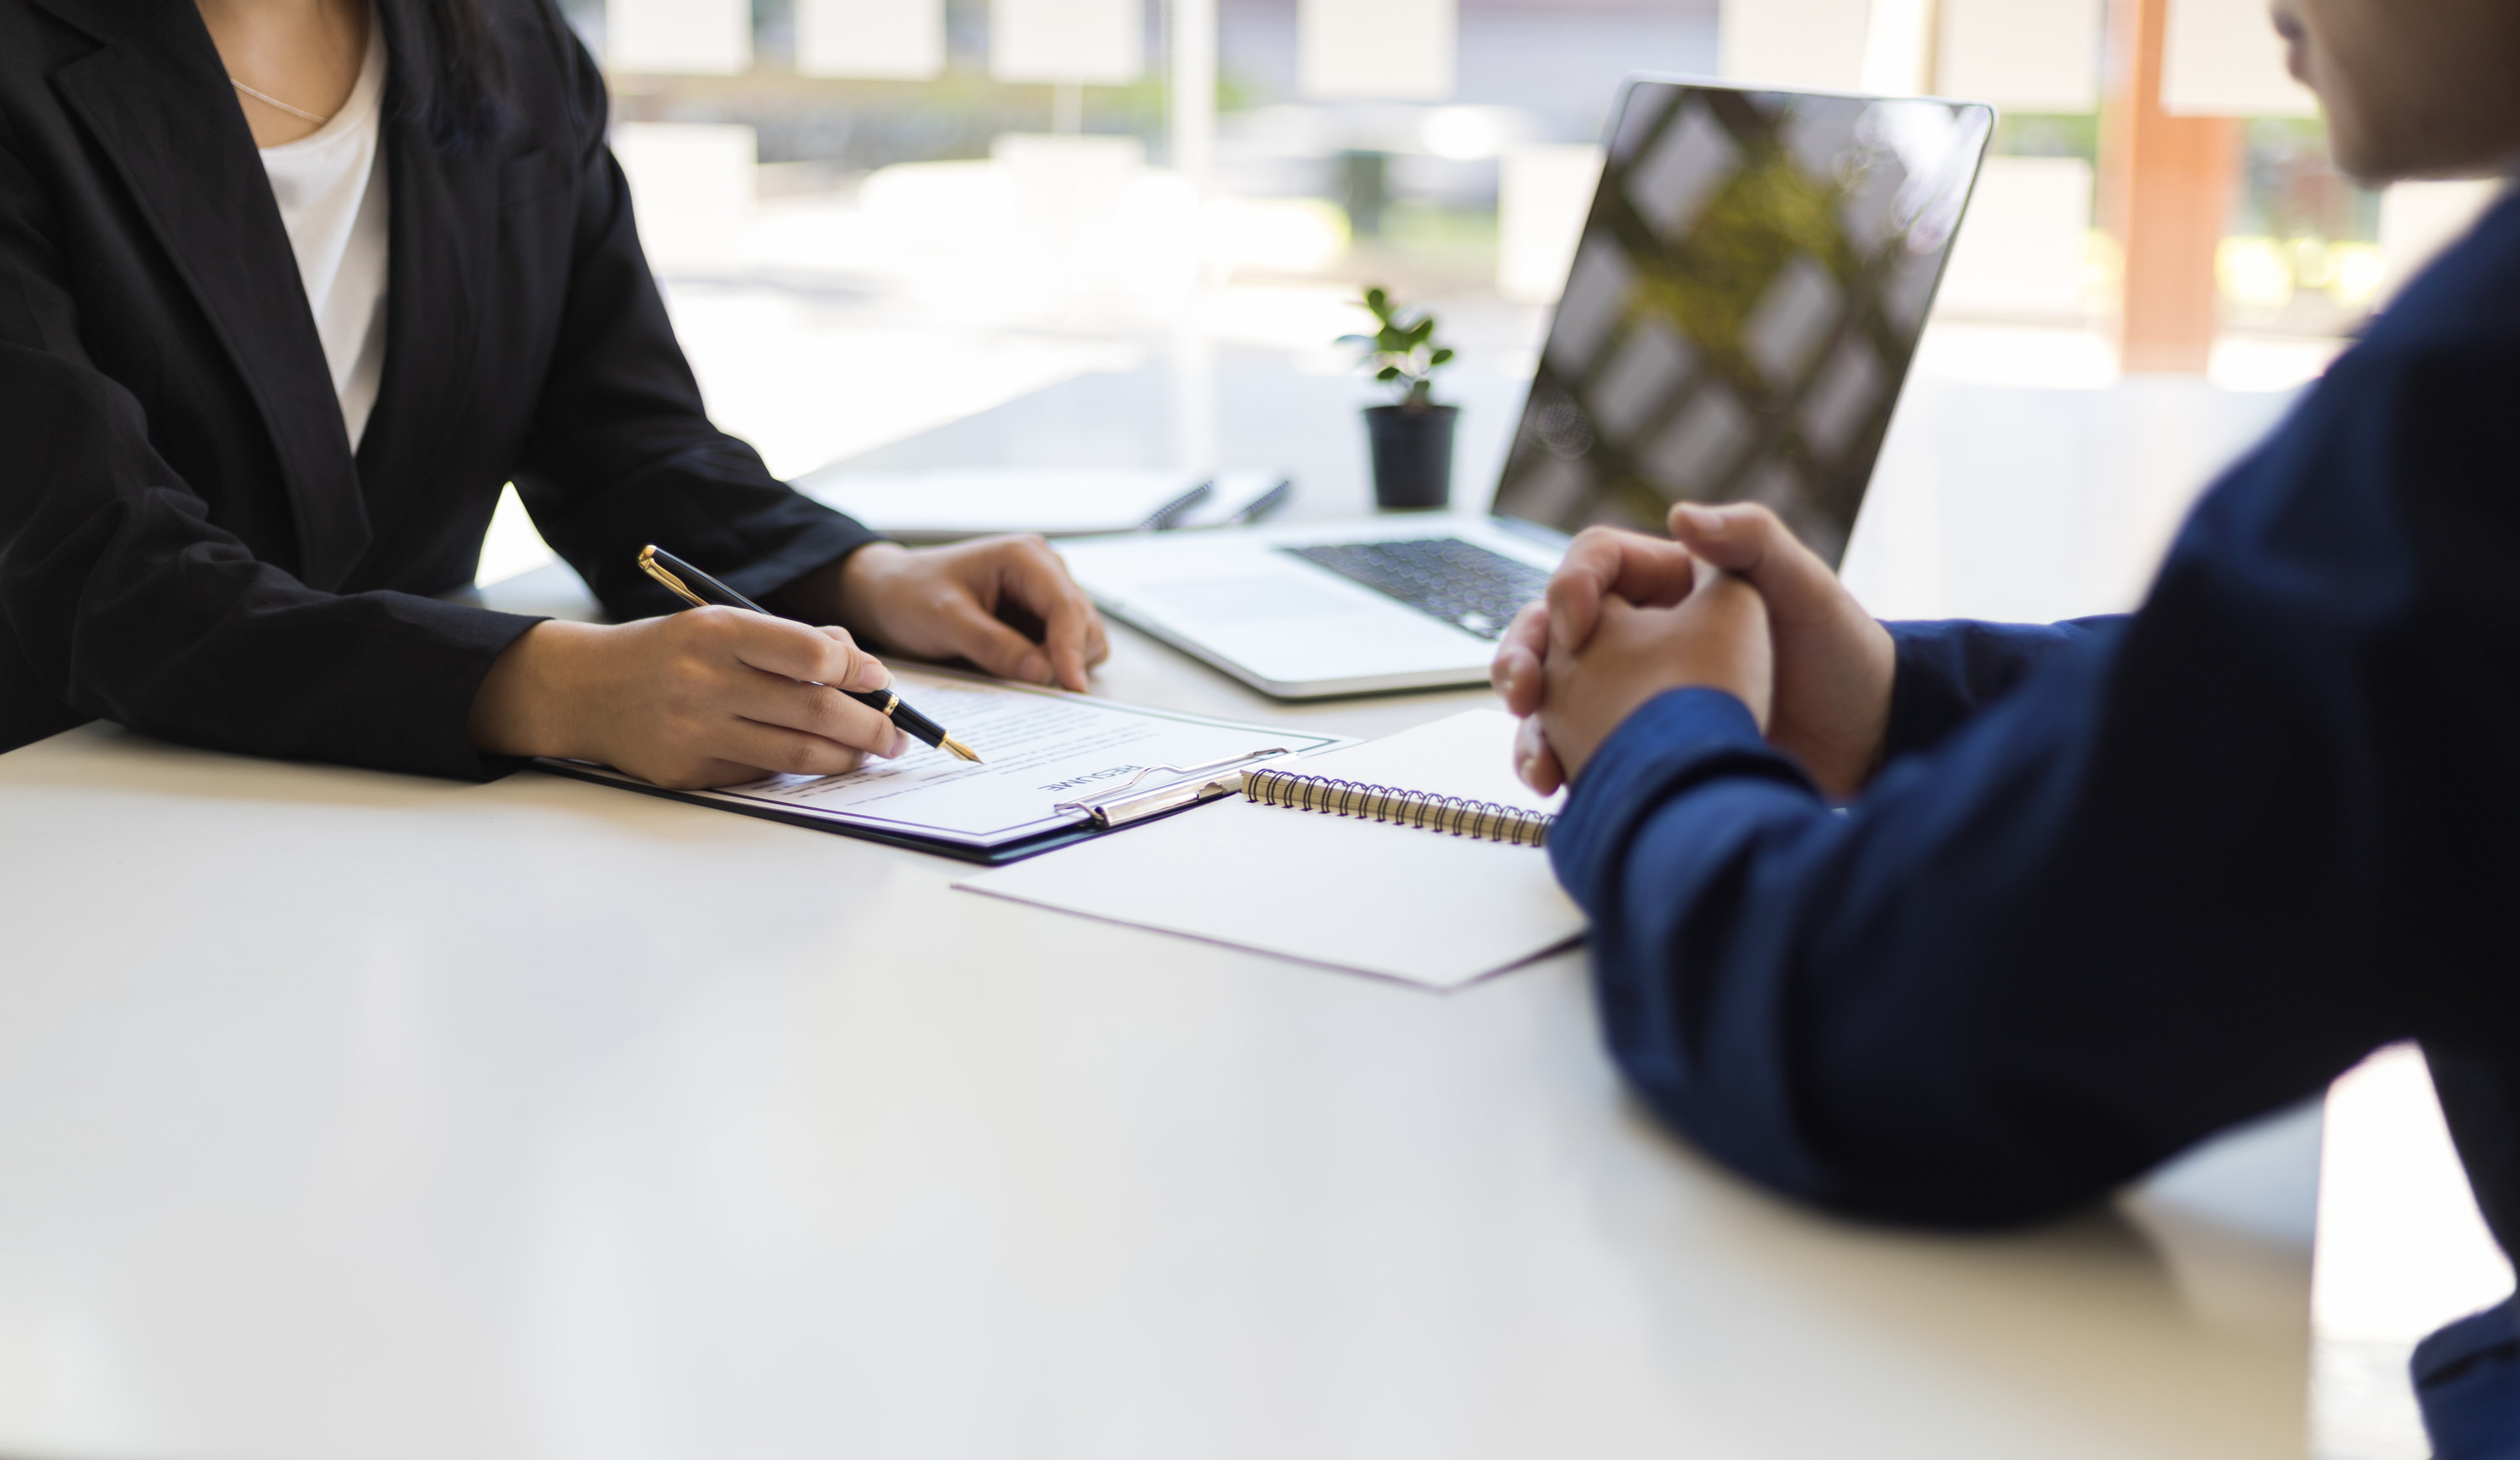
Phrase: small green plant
[{"left": 1341, "top": 286, "right": 1456, "bottom": 412}]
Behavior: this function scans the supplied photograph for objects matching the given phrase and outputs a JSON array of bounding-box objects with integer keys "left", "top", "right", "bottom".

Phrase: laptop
[{"left": 1057, "top": 77, "right": 1993, "bottom": 699}]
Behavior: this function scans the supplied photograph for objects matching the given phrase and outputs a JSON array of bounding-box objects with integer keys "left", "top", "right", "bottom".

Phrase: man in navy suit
[{"left": 1493, "top": 0, "right": 2520, "bottom": 1449}]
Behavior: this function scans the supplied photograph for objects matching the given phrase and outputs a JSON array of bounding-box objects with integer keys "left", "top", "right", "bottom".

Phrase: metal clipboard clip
[{"left": 1051, "top": 748, "right": 1296, "bottom": 830}]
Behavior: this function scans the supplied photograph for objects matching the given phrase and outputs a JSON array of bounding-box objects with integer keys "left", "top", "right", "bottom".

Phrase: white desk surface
[{"left": 0, "top": 365, "right": 2334, "bottom": 1460}]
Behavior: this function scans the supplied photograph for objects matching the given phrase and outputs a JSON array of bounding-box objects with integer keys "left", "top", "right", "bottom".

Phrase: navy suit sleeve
[
  {"left": 1549, "top": 318, "right": 2520, "bottom": 1230},
  {"left": 1880, "top": 617, "right": 2120, "bottom": 758}
]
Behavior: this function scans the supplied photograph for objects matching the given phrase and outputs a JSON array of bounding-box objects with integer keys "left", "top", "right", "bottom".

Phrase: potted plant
[{"left": 1341, "top": 286, "right": 1458, "bottom": 511}]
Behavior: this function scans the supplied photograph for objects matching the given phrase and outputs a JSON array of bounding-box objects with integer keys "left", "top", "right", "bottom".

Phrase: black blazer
[{"left": 0, "top": 0, "right": 879, "bottom": 776}]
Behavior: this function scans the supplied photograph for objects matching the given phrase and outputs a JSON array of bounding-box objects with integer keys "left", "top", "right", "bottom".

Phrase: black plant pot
[{"left": 1364, "top": 404, "right": 1458, "bottom": 511}]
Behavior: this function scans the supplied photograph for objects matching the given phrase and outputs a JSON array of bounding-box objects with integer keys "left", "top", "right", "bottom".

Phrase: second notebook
[{"left": 955, "top": 710, "right": 1583, "bottom": 989}]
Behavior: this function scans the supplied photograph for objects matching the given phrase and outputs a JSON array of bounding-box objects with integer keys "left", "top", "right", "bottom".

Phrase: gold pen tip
[{"left": 942, "top": 736, "right": 982, "bottom": 764}]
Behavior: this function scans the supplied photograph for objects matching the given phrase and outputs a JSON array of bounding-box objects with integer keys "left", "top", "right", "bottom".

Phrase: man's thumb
[
  {"left": 1669, "top": 502, "right": 1830, "bottom": 614},
  {"left": 1668, "top": 502, "right": 1765, "bottom": 564}
]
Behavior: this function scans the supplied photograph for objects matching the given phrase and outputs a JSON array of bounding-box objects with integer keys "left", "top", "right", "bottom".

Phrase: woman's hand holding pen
[
  {"left": 468, "top": 611, "right": 912, "bottom": 790},
  {"left": 469, "top": 536, "right": 1106, "bottom": 788}
]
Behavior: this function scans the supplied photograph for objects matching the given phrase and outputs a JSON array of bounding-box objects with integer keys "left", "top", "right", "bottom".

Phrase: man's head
[{"left": 2272, "top": 0, "right": 2520, "bottom": 184}]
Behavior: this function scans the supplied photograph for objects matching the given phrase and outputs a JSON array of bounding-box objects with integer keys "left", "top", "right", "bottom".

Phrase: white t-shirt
[{"left": 255, "top": 18, "right": 390, "bottom": 451}]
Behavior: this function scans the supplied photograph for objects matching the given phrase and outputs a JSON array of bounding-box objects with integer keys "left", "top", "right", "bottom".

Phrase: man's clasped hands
[{"left": 1491, "top": 502, "right": 1901, "bottom": 801}]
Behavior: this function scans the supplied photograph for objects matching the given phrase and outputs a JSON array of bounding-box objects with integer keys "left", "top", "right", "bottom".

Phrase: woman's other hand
[
  {"left": 468, "top": 610, "right": 910, "bottom": 789},
  {"left": 814, "top": 537, "right": 1110, "bottom": 691}
]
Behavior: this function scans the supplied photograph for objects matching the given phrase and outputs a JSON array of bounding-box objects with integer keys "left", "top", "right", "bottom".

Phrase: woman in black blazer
[{"left": 0, "top": 0, "right": 1109, "bottom": 787}]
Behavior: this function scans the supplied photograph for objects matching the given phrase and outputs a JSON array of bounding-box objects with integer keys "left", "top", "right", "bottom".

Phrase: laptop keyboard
[{"left": 1283, "top": 538, "right": 1551, "bottom": 641}]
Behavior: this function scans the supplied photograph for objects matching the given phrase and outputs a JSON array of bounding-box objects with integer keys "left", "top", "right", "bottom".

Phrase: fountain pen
[{"left": 636, "top": 544, "right": 982, "bottom": 764}]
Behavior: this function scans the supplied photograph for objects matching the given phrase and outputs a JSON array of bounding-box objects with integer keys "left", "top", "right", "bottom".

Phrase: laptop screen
[{"left": 1490, "top": 80, "right": 1992, "bottom": 566}]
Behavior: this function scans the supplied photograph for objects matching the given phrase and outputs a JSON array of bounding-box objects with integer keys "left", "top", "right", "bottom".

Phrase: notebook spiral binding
[{"left": 1240, "top": 766, "right": 1554, "bottom": 848}]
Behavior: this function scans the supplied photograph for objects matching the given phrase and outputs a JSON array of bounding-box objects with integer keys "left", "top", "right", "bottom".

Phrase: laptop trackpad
[
  {"left": 1127, "top": 565, "right": 1488, "bottom": 683},
  {"left": 1137, "top": 573, "right": 1382, "bottom": 624}
]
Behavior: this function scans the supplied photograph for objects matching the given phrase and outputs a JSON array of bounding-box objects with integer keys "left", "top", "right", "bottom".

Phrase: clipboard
[
  {"left": 530, "top": 668, "right": 1350, "bottom": 864},
  {"left": 533, "top": 752, "right": 1299, "bottom": 864}
]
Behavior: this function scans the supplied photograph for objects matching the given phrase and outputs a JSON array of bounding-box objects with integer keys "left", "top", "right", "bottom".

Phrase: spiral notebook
[
  {"left": 1236, "top": 761, "right": 1554, "bottom": 847},
  {"left": 958, "top": 710, "right": 1584, "bottom": 989}
]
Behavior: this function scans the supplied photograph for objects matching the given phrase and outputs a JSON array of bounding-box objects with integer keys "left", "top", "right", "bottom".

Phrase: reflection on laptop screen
[{"left": 1492, "top": 81, "right": 1992, "bottom": 566}]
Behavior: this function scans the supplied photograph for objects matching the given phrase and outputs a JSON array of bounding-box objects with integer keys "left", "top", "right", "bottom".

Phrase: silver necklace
[{"left": 230, "top": 78, "right": 333, "bottom": 127}]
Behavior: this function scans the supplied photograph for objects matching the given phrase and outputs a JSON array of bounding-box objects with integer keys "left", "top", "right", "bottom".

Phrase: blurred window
[{"left": 549, "top": 0, "right": 2405, "bottom": 467}]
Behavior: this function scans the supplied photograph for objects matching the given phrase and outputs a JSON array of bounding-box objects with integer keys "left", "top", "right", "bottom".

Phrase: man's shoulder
[{"left": 2364, "top": 188, "right": 2520, "bottom": 353}]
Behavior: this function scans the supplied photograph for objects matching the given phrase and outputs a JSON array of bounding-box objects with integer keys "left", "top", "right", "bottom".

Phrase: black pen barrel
[
  {"left": 885, "top": 699, "right": 951, "bottom": 749},
  {"left": 843, "top": 686, "right": 946, "bottom": 750},
  {"left": 642, "top": 545, "right": 970, "bottom": 756}
]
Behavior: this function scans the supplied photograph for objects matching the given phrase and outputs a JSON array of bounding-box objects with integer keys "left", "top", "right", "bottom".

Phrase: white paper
[
  {"left": 606, "top": 0, "right": 752, "bottom": 76},
  {"left": 1860, "top": 0, "right": 1937, "bottom": 94},
  {"left": 1719, "top": 0, "right": 1870, "bottom": 92},
  {"left": 796, "top": 0, "right": 944, "bottom": 80},
  {"left": 958, "top": 710, "right": 1585, "bottom": 988},
  {"left": 1298, "top": 0, "right": 1455, "bottom": 101},
  {"left": 800, "top": 469, "right": 1209, "bottom": 541},
  {"left": 1936, "top": 0, "right": 2102, "bottom": 113},
  {"left": 2160, "top": 0, "right": 2318, "bottom": 118},
  {"left": 990, "top": 0, "right": 1144, "bottom": 86},
  {"left": 549, "top": 670, "right": 1341, "bottom": 849}
]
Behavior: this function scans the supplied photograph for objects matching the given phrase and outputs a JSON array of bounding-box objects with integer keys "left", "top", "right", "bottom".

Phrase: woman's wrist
[
  {"left": 768, "top": 542, "right": 900, "bottom": 630},
  {"left": 467, "top": 619, "right": 601, "bottom": 759}
]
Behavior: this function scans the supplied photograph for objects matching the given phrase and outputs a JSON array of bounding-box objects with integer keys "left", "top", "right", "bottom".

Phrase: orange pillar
[{"left": 2099, "top": 0, "right": 2239, "bottom": 373}]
